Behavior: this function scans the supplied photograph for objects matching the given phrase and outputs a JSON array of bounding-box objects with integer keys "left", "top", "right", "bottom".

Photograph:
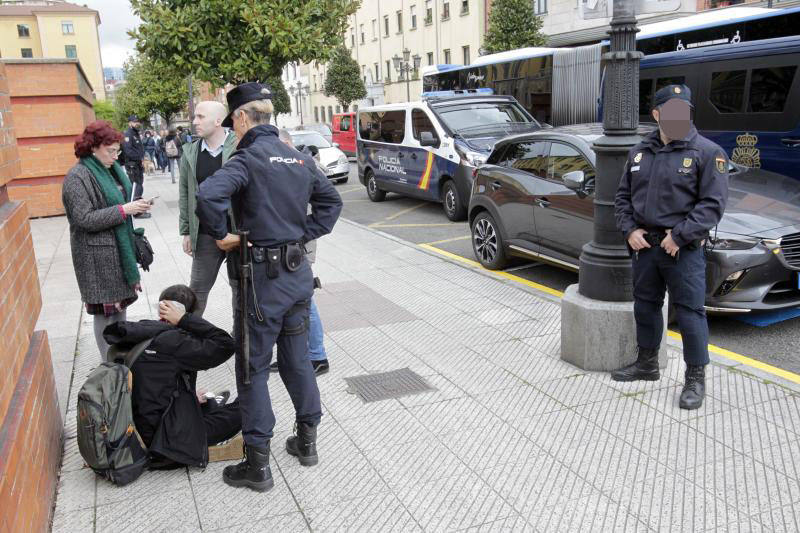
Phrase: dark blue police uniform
[
  {"left": 614, "top": 85, "right": 729, "bottom": 409},
  {"left": 121, "top": 117, "right": 145, "bottom": 200},
  {"left": 196, "top": 89, "right": 342, "bottom": 490}
]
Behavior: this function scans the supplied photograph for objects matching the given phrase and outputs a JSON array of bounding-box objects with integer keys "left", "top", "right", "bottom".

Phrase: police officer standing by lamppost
[
  {"left": 613, "top": 84, "right": 729, "bottom": 410},
  {"left": 196, "top": 82, "right": 342, "bottom": 492},
  {"left": 121, "top": 114, "right": 150, "bottom": 218}
]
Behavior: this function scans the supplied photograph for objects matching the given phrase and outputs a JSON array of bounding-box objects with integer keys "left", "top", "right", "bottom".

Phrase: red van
[{"left": 332, "top": 112, "right": 356, "bottom": 157}]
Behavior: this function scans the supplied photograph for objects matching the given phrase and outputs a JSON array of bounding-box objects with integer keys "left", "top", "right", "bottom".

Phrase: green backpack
[{"left": 75, "top": 339, "right": 151, "bottom": 486}]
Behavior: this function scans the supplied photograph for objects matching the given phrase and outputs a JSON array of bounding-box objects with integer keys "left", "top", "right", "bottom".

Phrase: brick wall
[
  {"left": 0, "top": 61, "right": 60, "bottom": 533},
  {"left": 3, "top": 60, "right": 96, "bottom": 217}
]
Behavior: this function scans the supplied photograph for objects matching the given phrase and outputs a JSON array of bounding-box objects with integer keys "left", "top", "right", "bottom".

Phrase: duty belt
[{"left": 251, "top": 242, "right": 305, "bottom": 279}]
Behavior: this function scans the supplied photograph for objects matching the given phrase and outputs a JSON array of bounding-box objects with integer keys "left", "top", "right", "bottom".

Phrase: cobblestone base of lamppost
[{"left": 561, "top": 284, "right": 668, "bottom": 371}]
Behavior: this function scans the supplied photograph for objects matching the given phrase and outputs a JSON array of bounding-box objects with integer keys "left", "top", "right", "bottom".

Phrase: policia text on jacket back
[
  {"left": 196, "top": 82, "right": 343, "bottom": 492},
  {"left": 613, "top": 85, "right": 729, "bottom": 411}
]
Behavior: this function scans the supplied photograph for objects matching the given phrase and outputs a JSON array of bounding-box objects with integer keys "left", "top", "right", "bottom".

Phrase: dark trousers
[
  {"left": 125, "top": 161, "right": 144, "bottom": 200},
  {"left": 235, "top": 260, "right": 321, "bottom": 447},
  {"left": 202, "top": 399, "right": 242, "bottom": 445},
  {"left": 632, "top": 245, "right": 709, "bottom": 366}
]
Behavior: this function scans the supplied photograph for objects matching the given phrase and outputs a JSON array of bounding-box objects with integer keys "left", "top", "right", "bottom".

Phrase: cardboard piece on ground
[{"left": 208, "top": 433, "right": 243, "bottom": 462}]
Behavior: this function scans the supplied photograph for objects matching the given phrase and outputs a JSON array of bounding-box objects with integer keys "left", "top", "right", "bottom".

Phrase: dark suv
[{"left": 468, "top": 123, "right": 800, "bottom": 314}]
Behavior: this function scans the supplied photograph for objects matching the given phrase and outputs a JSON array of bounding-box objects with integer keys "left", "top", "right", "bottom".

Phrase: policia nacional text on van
[
  {"left": 614, "top": 85, "right": 729, "bottom": 411},
  {"left": 196, "top": 82, "right": 343, "bottom": 492}
]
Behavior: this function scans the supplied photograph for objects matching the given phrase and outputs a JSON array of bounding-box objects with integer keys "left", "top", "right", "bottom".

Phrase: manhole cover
[{"left": 344, "top": 368, "right": 437, "bottom": 403}]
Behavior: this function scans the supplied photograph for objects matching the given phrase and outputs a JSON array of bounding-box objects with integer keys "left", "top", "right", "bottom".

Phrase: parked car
[
  {"left": 290, "top": 130, "right": 350, "bottom": 183},
  {"left": 298, "top": 123, "right": 333, "bottom": 144},
  {"left": 332, "top": 112, "right": 357, "bottom": 157},
  {"left": 469, "top": 123, "right": 800, "bottom": 314}
]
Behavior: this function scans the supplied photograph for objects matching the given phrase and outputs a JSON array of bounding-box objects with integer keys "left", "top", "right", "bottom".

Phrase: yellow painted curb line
[{"left": 420, "top": 243, "right": 800, "bottom": 386}]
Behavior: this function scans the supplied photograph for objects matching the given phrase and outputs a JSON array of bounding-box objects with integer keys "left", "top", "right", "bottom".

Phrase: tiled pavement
[{"left": 35, "top": 171, "right": 800, "bottom": 532}]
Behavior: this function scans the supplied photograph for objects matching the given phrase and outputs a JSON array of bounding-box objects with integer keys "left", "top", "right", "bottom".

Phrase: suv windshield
[
  {"left": 435, "top": 102, "right": 537, "bottom": 136},
  {"left": 291, "top": 131, "right": 331, "bottom": 149}
]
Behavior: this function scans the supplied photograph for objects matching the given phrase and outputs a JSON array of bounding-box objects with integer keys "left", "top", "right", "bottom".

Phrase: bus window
[
  {"left": 748, "top": 66, "right": 797, "bottom": 113},
  {"left": 656, "top": 76, "right": 685, "bottom": 91},
  {"left": 639, "top": 79, "right": 654, "bottom": 114},
  {"left": 710, "top": 70, "right": 746, "bottom": 114}
]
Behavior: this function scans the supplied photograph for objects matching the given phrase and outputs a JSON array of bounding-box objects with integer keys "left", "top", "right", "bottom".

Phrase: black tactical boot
[
  {"left": 679, "top": 365, "right": 706, "bottom": 410},
  {"left": 222, "top": 442, "right": 274, "bottom": 492},
  {"left": 286, "top": 422, "right": 318, "bottom": 466},
  {"left": 610, "top": 347, "right": 660, "bottom": 382}
]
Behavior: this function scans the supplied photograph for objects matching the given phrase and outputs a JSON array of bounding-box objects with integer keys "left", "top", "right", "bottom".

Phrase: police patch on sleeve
[
  {"left": 715, "top": 153, "right": 727, "bottom": 173},
  {"left": 124, "top": 137, "right": 129, "bottom": 142},
  {"left": 633, "top": 152, "right": 642, "bottom": 163}
]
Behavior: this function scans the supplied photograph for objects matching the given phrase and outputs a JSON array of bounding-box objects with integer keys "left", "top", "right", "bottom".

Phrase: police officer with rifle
[{"left": 196, "top": 82, "right": 342, "bottom": 492}]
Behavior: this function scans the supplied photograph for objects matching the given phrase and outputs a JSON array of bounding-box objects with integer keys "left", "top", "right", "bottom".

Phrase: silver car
[
  {"left": 289, "top": 130, "right": 350, "bottom": 184},
  {"left": 468, "top": 124, "right": 800, "bottom": 315}
]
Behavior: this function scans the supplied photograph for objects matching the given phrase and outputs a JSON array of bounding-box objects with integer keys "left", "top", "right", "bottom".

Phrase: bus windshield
[{"left": 435, "top": 103, "right": 535, "bottom": 136}]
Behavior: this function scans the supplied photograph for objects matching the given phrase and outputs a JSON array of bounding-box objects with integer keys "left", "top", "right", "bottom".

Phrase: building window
[
  {"left": 313, "top": 75, "right": 317, "bottom": 91},
  {"left": 375, "top": 62, "right": 380, "bottom": 81},
  {"left": 372, "top": 19, "right": 377, "bottom": 40},
  {"left": 328, "top": 106, "right": 334, "bottom": 121},
  {"left": 353, "top": 104, "right": 359, "bottom": 112},
  {"left": 17, "top": 24, "right": 30, "bottom": 38},
  {"left": 427, "top": 52, "right": 434, "bottom": 65},
  {"left": 62, "top": 21, "right": 74, "bottom": 35},
  {"left": 444, "top": 49, "right": 451, "bottom": 63},
  {"left": 336, "top": 105, "right": 341, "bottom": 113},
  {"left": 21, "top": 48, "right": 33, "bottom": 58},
  {"left": 410, "top": 6, "right": 417, "bottom": 29},
  {"left": 351, "top": 32, "right": 355, "bottom": 47},
  {"left": 533, "top": 0, "right": 547, "bottom": 15},
  {"left": 462, "top": 45, "right": 470, "bottom": 65},
  {"left": 396, "top": 11, "right": 403, "bottom": 33},
  {"left": 320, "top": 107, "right": 326, "bottom": 122},
  {"left": 360, "top": 24, "right": 365, "bottom": 44},
  {"left": 362, "top": 64, "right": 366, "bottom": 83},
  {"left": 384, "top": 16, "right": 390, "bottom": 37},
  {"left": 442, "top": 1, "right": 450, "bottom": 20},
  {"left": 314, "top": 107, "right": 319, "bottom": 122},
  {"left": 425, "top": 1, "right": 433, "bottom": 24},
  {"left": 65, "top": 45, "right": 77, "bottom": 59},
  {"left": 386, "top": 60, "right": 392, "bottom": 82},
  {"left": 461, "top": 0, "right": 469, "bottom": 14}
]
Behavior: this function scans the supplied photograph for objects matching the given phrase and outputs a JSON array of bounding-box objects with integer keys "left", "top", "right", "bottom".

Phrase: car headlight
[
  {"left": 455, "top": 145, "right": 487, "bottom": 167},
  {"left": 709, "top": 232, "right": 759, "bottom": 251},
  {"left": 338, "top": 155, "right": 348, "bottom": 165}
]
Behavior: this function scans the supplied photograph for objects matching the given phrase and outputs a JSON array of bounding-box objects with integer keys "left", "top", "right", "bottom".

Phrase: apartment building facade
[
  {"left": 0, "top": 1, "right": 105, "bottom": 100},
  {"left": 307, "top": 0, "right": 491, "bottom": 123}
]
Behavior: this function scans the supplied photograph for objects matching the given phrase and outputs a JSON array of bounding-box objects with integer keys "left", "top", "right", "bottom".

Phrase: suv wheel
[
  {"left": 471, "top": 211, "right": 509, "bottom": 270},
  {"left": 442, "top": 180, "right": 466, "bottom": 221},
  {"left": 366, "top": 170, "right": 385, "bottom": 202}
]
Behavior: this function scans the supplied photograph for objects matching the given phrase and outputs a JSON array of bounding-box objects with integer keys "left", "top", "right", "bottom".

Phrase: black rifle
[{"left": 238, "top": 230, "right": 251, "bottom": 385}]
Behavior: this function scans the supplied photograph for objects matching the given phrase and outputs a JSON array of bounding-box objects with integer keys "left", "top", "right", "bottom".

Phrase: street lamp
[
  {"left": 393, "top": 48, "right": 421, "bottom": 102},
  {"left": 287, "top": 80, "right": 309, "bottom": 126}
]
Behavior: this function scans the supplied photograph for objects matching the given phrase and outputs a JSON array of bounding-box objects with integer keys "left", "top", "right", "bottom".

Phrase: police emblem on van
[{"left": 731, "top": 133, "right": 761, "bottom": 169}]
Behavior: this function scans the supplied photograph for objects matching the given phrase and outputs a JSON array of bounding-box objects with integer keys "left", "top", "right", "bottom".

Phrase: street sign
[
  {"left": 579, "top": 0, "right": 612, "bottom": 20},
  {"left": 580, "top": 0, "right": 684, "bottom": 19}
]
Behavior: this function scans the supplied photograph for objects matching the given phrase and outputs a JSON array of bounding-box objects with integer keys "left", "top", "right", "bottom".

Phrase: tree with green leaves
[
  {"left": 113, "top": 54, "right": 194, "bottom": 128},
  {"left": 267, "top": 73, "right": 291, "bottom": 117},
  {"left": 129, "top": 0, "right": 360, "bottom": 87},
  {"left": 93, "top": 99, "right": 115, "bottom": 123},
  {"left": 323, "top": 46, "right": 366, "bottom": 110},
  {"left": 484, "top": 0, "right": 547, "bottom": 54}
]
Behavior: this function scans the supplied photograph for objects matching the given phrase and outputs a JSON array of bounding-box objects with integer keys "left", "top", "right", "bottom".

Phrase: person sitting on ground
[{"left": 103, "top": 284, "right": 241, "bottom": 467}]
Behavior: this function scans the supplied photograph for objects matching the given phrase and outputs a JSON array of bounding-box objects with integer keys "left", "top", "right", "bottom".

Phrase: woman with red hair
[{"left": 62, "top": 120, "right": 153, "bottom": 360}]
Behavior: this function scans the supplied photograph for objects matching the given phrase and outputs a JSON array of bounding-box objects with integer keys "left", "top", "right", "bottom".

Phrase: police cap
[
  {"left": 222, "top": 82, "right": 273, "bottom": 128},
  {"left": 128, "top": 114, "right": 140, "bottom": 122},
  {"left": 653, "top": 84, "right": 693, "bottom": 109}
]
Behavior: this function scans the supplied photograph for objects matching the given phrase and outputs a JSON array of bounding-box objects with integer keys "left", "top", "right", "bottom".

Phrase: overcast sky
[{"left": 83, "top": 0, "right": 139, "bottom": 69}]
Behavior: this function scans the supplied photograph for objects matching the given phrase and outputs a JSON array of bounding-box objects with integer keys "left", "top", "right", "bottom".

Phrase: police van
[{"left": 356, "top": 89, "right": 541, "bottom": 220}]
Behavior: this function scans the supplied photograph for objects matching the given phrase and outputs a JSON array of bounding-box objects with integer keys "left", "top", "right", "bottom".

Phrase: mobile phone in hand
[{"left": 147, "top": 196, "right": 159, "bottom": 205}]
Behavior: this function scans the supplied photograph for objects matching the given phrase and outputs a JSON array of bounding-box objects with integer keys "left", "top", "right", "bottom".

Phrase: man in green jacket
[{"left": 179, "top": 101, "right": 239, "bottom": 316}]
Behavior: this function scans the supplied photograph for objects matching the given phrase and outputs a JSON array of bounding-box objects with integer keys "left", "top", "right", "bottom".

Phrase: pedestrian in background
[
  {"left": 613, "top": 84, "right": 729, "bottom": 410},
  {"left": 120, "top": 115, "right": 150, "bottom": 218},
  {"left": 271, "top": 128, "right": 330, "bottom": 376},
  {"left": 164, "top": 128, "right": 182, "bottom": 184},
  {"left": 178, "top": 100, "right": 238, "bottom": 316},
  {"left": 143, "top": 130, "right": 156, "bottom": 174},
  {"left": 156, "top": 129, "right": 169, "bottom": 171},
  {"left": 62, "top": 120, "right": 152, "bottom": 360}
]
